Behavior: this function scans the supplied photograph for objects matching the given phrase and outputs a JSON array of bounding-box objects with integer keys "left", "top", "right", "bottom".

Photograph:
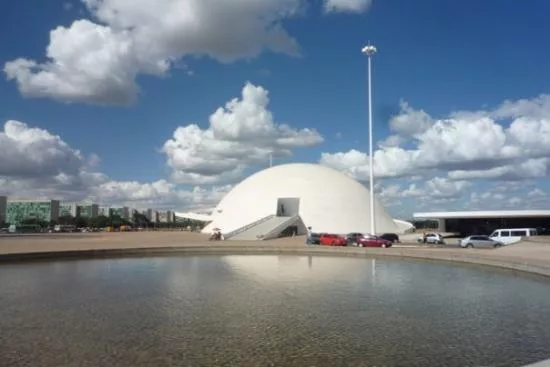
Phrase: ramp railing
[{"left": 224, "top": 214, "right": 275, "bottom": 240}]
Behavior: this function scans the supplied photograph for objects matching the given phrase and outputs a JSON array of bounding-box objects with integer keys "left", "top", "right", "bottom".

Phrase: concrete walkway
[{"left": 1, "top": 231, "right": 550, "bottom": 277}]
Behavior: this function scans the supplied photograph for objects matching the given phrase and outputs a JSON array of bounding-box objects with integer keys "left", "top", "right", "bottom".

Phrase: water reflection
[{"left": 1, "top": 255, "right": 550, "bottom": 367}]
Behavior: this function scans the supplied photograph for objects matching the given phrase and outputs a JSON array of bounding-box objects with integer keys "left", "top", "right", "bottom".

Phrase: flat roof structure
[
  {"left": 414, "top": 210, "right": 550, "bottom": 235},
  {"left": 174, "top": 212, "right": 213, "bottom": 222},
  {"left": 414, "top": 210, "right": 550, "bottom": 219}
]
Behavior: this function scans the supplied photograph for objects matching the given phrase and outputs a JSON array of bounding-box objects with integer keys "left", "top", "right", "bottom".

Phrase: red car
[
  {"left": 320, "top": 234, "right": 347, "bottom": 246},
  {"left": 357, "top": 236, "right": 392, "bottom": 248}
]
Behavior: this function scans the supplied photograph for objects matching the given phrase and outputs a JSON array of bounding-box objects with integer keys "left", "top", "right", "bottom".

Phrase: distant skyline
[{"left": 2, "top": 0, "right": 550, "bottom": 218}]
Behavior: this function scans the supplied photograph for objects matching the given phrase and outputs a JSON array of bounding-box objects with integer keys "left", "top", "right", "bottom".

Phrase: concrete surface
[{"left": 1, "top": 232, "right": 550, "bottom": 278}]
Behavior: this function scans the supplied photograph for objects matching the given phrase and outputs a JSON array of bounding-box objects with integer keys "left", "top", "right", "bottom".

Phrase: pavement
[{"left": 1, "top": 231, "right": 550, "bottom": 278}]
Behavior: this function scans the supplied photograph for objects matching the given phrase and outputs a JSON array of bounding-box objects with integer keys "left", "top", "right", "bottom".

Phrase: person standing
[{"left": 306, "top": 226, "right": 312, "bottom": 245}]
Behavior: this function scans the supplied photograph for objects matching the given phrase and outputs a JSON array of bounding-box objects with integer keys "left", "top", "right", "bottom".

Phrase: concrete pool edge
[{"left": 2, "top": 244, "right": 550, "bottom": 279}]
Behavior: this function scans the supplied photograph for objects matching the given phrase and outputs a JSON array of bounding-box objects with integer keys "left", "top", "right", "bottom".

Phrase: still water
[{"left": 1, "top": 255, "right": 550, "bottom": 367}]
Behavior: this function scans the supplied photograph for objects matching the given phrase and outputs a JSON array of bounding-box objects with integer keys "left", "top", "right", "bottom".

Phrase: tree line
[{"left": 1, "top": 212, "right": 207, "bottom": 231}]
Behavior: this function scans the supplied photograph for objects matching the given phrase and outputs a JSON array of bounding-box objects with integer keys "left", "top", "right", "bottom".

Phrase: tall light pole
[{"left": 362, "top": 43, "right": 377, "bottom": 235}]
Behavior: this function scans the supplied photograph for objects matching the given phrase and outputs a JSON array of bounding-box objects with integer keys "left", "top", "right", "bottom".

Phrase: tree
[
  {"left": 132, "top": 212, "right": 151, "bottom": 228},
  {"left": 74, "top": 216, "right": 89, "bottom": 228},
  {"left": 89, "top": 215, "right": 110, "bottom": 228},
  {"left": 110, "top": 214, "right": 122, "bottom": 228},
  {"left": 58, "top": 215, "right": 75, "bottom": 225},
  {"left": 20, "top": 217, "right": 48, "bottom": 230}
]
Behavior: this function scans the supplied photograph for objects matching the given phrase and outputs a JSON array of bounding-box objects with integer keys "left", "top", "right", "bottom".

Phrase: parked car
[
  {"left": 320, "top": 234, "right": 347, "bottom": 246},
  {"left": 357, "top": 236, "right": 392, "bottom": 248},
  {"left": 459, "top": 235, "right": 503, "bottom": 248},
  {"left": 417, "top": 233, "right": 445, "bottom": 244},
  {"left": 379, "top": 233, "right": 400, "bottom": 243},
  {"left": 346, "top": 232, "right": 364, "bottom": 245},
  {"left": 310, "top": 233, "right": 322, "bottom": 245}
]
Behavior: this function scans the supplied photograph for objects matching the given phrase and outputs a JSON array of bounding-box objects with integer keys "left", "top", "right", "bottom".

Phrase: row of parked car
[
  {"left": 310, "top": 232, "right": 400, "bottom": 248},
  {"left": 419, "top": 227, "right": 539, "bottom": 249},
  {"left": 419, "top": 232, "right": 504, "bottom": 248}
]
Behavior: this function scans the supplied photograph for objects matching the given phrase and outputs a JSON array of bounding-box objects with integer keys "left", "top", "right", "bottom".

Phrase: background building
[
  {"left": 60, "top": 203, "right": 79, "bottom": 217},
  {"left": 413, "top": 210, "right": 550, "bottom": 235},
  {"left": 141, "top": 208, "right": 154, "bottom": 222},
  {"left": 0, "top": 196, "right": 7, "bottom": 223},
  {"left": 98, "top": 206, "right": 111, "bottom": 217},
  {"left": 158, "top": 210, "right": 175, "bottom": 223},
  {"left": 111, "top": 206, "right": 130, "bottom": 219},
  {"left": 6, "top": 200, "right": 60, "bottom": 225},
  {"left": 78, "top": 204, "right": 99, "bottom": 218}
]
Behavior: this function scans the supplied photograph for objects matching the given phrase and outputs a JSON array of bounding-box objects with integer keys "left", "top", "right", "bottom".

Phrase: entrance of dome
[{"left": 276, "top": 198, "right": 300, "bottom": 217}]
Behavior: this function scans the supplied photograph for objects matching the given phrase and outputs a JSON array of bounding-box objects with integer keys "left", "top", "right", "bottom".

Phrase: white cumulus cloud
[
  {"left": 4, "top": 0, "right": 304, "bottom": 105},
  {"left": 324, "top": 0, "right": 373, "bottom": 13},
  {"left": 320, "top": 94, "right": 550, "bottom": 182},
  {"left": 0, "top": 120, "right": 231, "bottom": 210},
  {"left": 162, "top": 82, "right": 323, "bottom": 184},
  {"left": 4, "top": 0, "right": 377, "bottom": 105}
]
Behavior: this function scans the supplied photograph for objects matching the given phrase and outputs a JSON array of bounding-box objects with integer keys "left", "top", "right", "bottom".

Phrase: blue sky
[{"left": 1, "top": 0, "right": 550, "bottom": 218}]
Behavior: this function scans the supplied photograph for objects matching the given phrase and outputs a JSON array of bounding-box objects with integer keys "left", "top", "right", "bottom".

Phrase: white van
[{"left": 489, "top": 228, "right": 537, "bottom": 245}]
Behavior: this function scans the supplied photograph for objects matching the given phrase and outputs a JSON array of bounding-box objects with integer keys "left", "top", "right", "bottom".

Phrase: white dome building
[{"left": 201, "top": 163, "right": 401, "bottom": 240}]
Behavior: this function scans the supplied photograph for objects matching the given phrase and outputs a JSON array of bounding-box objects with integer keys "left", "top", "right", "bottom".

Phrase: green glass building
[
  {"left": 60, "top": 203, "right": 79, "bottom": 217},
  {"left": 111, "top": 207, "right": 130, "bottom": 219},
  {"left": 78, "top": 204, "right": 99, "bottom": 218},
  {"left": 6, "top": 200, "right": 60, "bottom": 225}
]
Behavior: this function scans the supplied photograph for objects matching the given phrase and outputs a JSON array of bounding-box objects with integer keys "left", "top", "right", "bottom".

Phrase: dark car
[
  {"left": 357, "top": 236, "right": 392, "bottom": 248},
  {"left": 379, "top": 233, "right": 400, "bottom": 243},
  {"left": 310, "top": 232, "right": 322, "bottom": 245},
  {"left": 346, "top": 232, "right": 364, "bottom": 245}
]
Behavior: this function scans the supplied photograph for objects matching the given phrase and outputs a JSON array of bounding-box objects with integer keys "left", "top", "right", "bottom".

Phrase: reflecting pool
[{"left": 1, "top": 255, "right": 550, "bottom": 366}]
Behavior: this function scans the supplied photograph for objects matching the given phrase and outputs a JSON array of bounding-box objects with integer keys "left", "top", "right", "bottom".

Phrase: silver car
[{"left": 459, "top": 235, "right": 503, "bottom": 248}]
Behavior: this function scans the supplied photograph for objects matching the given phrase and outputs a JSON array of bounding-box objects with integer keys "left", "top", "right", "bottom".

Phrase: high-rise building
[
  {"left": 167, "top": 210, "right": 175, "bottom": 223},
  {"left": 157, "top": 210, "right": 175, "bottom": 223},
  {"left": 60, "top": 203, "right": 79, "bottom": 217},
  {"left": 98, "top": 206, "right": 111, "bottom": 217},
  {"left": 111, "top": 206, "right": 130, "bottom": 219},
  {"left": 141, "top": 208, "right": 154, "bottom": 222},
  {"left": 6, "top": 200, "right": 60, "bottom": 225},
  {"left": 0, "top": 196, "right": 7, "bottom": 224},
  {"left": 78, "top": 204, "right": 99, "bottom": 218}
]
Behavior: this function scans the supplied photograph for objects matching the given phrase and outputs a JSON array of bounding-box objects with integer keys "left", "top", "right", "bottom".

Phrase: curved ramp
[{"left": 229, "top": 216, "right": 301, "bottom": 241}]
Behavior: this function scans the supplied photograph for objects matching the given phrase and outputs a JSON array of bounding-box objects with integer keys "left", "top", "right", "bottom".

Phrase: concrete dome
[{"left": 202, "top": 163, "right": 399, "bottom": 235}]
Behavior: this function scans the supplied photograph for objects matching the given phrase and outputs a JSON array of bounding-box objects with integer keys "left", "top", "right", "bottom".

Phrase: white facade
[
  {"left": 175, "top": 211, "right": 213, "bottom": 222},
  {"left": 393, "top": 219, "right": 415, "bottom": 233},
  {"left": 202, "top": 163, "right": 400, "bottom": 235}
]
